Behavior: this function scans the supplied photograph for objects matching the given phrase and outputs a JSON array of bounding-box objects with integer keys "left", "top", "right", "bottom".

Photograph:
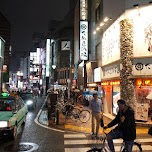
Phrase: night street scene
[{"left": 0, "top": 0, "right": 152, "bottom": 151}]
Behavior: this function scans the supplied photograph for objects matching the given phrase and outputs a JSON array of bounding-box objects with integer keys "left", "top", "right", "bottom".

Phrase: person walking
[
  {"left": 104, "top": 99, "right": 136, "bottom": 152},
  {"left": 89, "top": 93, "right": 102, "bottom": 137}
]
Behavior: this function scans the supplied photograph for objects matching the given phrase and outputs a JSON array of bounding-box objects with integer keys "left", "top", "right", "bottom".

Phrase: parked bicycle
[
  {"left": 87, "top": 129, "right": 142, "bottom": 152},
  {"left": 55, "top": 98, "right": 90, "bottom": 123}
]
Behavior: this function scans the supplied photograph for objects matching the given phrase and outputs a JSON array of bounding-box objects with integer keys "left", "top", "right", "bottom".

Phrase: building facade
[{"left": 74, "top": 0, "right": 152, "bottom": 122}]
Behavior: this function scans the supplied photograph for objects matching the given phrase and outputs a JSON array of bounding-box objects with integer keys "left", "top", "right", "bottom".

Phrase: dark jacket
[{"left": 107, "top": 106, "right": 136, "bottom": 141}]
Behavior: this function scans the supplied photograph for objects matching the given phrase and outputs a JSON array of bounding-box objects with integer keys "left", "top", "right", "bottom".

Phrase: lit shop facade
[
  {"left": 95, "top": 5, "right": 152, "bottom": 121},
  {"left": 0, "top": 37, "right": 5, "bottom": 93}
]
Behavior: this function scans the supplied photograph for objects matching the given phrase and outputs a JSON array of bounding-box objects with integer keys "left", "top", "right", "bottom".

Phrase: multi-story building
[
  {"left": 0, "top": 11, "right": 11, "bottom": 72},
  {"left": 74, "top": 0, "right": 152, "bottom": 122},
  {"left": 47, "top": 0, "right": 78, "bottom": 91}
]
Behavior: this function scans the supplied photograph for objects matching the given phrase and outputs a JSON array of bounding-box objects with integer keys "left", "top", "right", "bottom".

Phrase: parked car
[
  {"left": 0, "top": 94, "right": 28, "bottom": 140},
  {"left": 20, "top": 92, "right": 37, "bottom": 109}
]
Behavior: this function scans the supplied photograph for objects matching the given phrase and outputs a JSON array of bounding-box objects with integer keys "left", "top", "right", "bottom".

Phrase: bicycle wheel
[
  {"left": 70, "top": 108, "right": 81, "bottom": 121},
  {"left": 120, "top": 141, "right": 142, "bottom": 152},
  {"left": 79, "top": 110, "right": 90, "bottom": 123}
]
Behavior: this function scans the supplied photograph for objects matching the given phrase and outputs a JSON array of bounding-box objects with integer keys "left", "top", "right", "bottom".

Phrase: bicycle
[
  {"left": 87, "top": 129, "right": 142, "bottom": 152},
  {"left": 55, "top": 98, "right": 90, "bottom": 123}
]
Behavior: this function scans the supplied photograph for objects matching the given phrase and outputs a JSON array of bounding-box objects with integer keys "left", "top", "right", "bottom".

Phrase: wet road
[
  {"left": 0, "top": 96, "right": 152, "bottom": 152},
  {"left": 0, "top": 96, "right": 65, "bottom": 152}
]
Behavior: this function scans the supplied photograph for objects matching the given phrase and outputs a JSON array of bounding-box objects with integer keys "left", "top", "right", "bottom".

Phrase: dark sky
[{"left": 0, "top": 0, "right": 69, "bottom": 54}]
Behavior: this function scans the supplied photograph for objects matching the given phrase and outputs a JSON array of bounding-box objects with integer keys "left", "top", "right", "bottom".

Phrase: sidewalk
[{"left": 38, "top": 106, "right": 151, "bottom": 136}]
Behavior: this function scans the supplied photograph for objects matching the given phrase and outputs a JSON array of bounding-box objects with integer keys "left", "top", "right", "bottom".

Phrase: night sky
[{"left": 0, "top": 0, "right": 69, "bottom": 55}]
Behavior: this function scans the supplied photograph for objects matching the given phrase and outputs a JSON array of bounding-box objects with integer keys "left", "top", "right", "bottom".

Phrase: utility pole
[{"left": 68, "top": 49, "right": 72, "bottom": 99}]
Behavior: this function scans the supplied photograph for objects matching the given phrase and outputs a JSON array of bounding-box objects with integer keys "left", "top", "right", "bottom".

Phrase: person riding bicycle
[{"left": 103, "top": 99, "right": 136, "bottom": 152}]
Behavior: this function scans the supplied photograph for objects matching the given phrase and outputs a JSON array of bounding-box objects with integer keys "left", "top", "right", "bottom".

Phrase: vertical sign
[
  {"left": 80, "top": 0, "right": 88, "bottom": 61},
  {"left": 46, "top": 39, "right": 50, "bottom": 77},
  {"left": 36, "top": 48, "right": 40, "bottom": 64},
  {"left": 80, "top": 21, "right": 88, "bottom": 60},
  {"left": 80, "top": 0, "right": 88, "bottom": 20}
]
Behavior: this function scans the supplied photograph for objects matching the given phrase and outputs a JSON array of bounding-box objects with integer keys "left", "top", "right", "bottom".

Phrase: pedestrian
[
  {"left": 45, "top": 92, "right": 56, "bottom": 125},
  {"left": 103, "top": 99, "right": 136, "bottom": 152},
  {"left": 89, "top": 93, "right": 102, "bottom": 137}
]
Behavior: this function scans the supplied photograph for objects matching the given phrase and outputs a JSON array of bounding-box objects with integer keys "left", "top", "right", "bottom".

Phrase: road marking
[
  {"left": 64, "top": 133, "right": 152, "bottom": 152},
  {"left": 64, "top": 134, "right": 86, "bottom": 138},
  {"left": 35, "top": 109, "right": 65, "bottom": 133}
]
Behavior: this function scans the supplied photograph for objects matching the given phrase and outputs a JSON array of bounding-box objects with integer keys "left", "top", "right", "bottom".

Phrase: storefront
[
  {"left": 135, "top": 79, "right": 152, "bottom": 121},
  {"left": 96, "top": 4, "right": 152, "bottom": 123},
  {"left": 101, "top": 80, "right": 120, "bottom": 115}
]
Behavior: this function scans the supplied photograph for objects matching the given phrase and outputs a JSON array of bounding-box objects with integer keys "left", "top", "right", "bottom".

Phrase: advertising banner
[{"left": 135, "top": 103, "right": 149, "bottom": 121}]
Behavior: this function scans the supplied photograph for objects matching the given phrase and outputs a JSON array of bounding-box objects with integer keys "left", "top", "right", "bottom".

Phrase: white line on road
[
  {"left": 64, "top": 134, "right": 86, "bottom": 138},
  {"left": 64, "top": 133, "right": 152, "bottom": 151},
  {"left": 34, "top": 108, "right": 65, "bottom": 133}
]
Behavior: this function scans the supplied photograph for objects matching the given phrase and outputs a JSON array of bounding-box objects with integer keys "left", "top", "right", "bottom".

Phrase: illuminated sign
[
  {"left": 101, "top": 80, "right": 120, "bottom": 86},
  {"left": 46, "top": 39, "right": 50, "bottom": 77},
  {"left": 80, "top": 0, "right": 88, "bottom": 20},
  {"left": 136, "top": 79, "right": 152, "bottom": 86},
  {"left": 94, "top": 67, "right": 102, "bottom": 82},
  {"left": 36, "top": 48, "right": 40, "bottom": 64},
  {"left": 80, "top": 21, "right": 88, "bottom": 60}
]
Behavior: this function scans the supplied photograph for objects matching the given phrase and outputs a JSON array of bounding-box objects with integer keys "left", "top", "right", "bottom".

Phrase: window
[
  {"left": 95, "top": 4, "right": 100, "bottom": 23},
  {"left": 95, "top": 43, "right": 101, "bottom": 61}
]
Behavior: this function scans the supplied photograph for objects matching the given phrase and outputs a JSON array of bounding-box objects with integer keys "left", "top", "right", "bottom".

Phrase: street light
[{"left": 52, "top": 65, "right": 56, "bottom": 91}]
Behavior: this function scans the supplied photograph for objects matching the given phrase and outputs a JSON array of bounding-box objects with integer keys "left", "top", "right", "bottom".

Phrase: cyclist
[{"left": 103, "top": 99, "right": 136, "bottom": 152}]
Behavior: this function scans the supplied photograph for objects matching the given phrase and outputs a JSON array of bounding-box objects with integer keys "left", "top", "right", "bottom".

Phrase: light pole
[{"left": 52, "top": 65, "right": 56, "bottom": 91}]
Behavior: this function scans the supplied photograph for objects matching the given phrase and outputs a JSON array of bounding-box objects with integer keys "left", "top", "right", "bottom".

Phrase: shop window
[{"left": 136, "top": 86, "right": 152, "bottom": 121}]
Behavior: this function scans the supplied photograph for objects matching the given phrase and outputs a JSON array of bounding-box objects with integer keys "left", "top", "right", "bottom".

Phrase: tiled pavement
[{"left": 38, "top": 106, "right": 151, "bottom": 136}]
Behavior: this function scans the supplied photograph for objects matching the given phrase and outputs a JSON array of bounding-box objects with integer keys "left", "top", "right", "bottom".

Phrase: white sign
[
  {"left": 102, "top": 20, "right": 120, "bottom": 66},
  {"left": 36, "top": 48, "right": 40, "bottom": 64},
  {"left": 132, "top": 58, "right": 152, "bottom": 75},
  {"left": 133, "top": 5, "right": 152, "bottom": 57},
  {"left": 80, "top": 21, "right": 88, "bottom": 60},
  {"left": 94, "top": 67, "right": 101, "bottom": 82},
  {"left": 46, "top": 39, "right": 50, "bottom": 77},
  {"left": 61, "top": 41, "right": 70, "bottom": 50},
  {"left": 101, "top": 64, "right": 120, "bottom": 79}
]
